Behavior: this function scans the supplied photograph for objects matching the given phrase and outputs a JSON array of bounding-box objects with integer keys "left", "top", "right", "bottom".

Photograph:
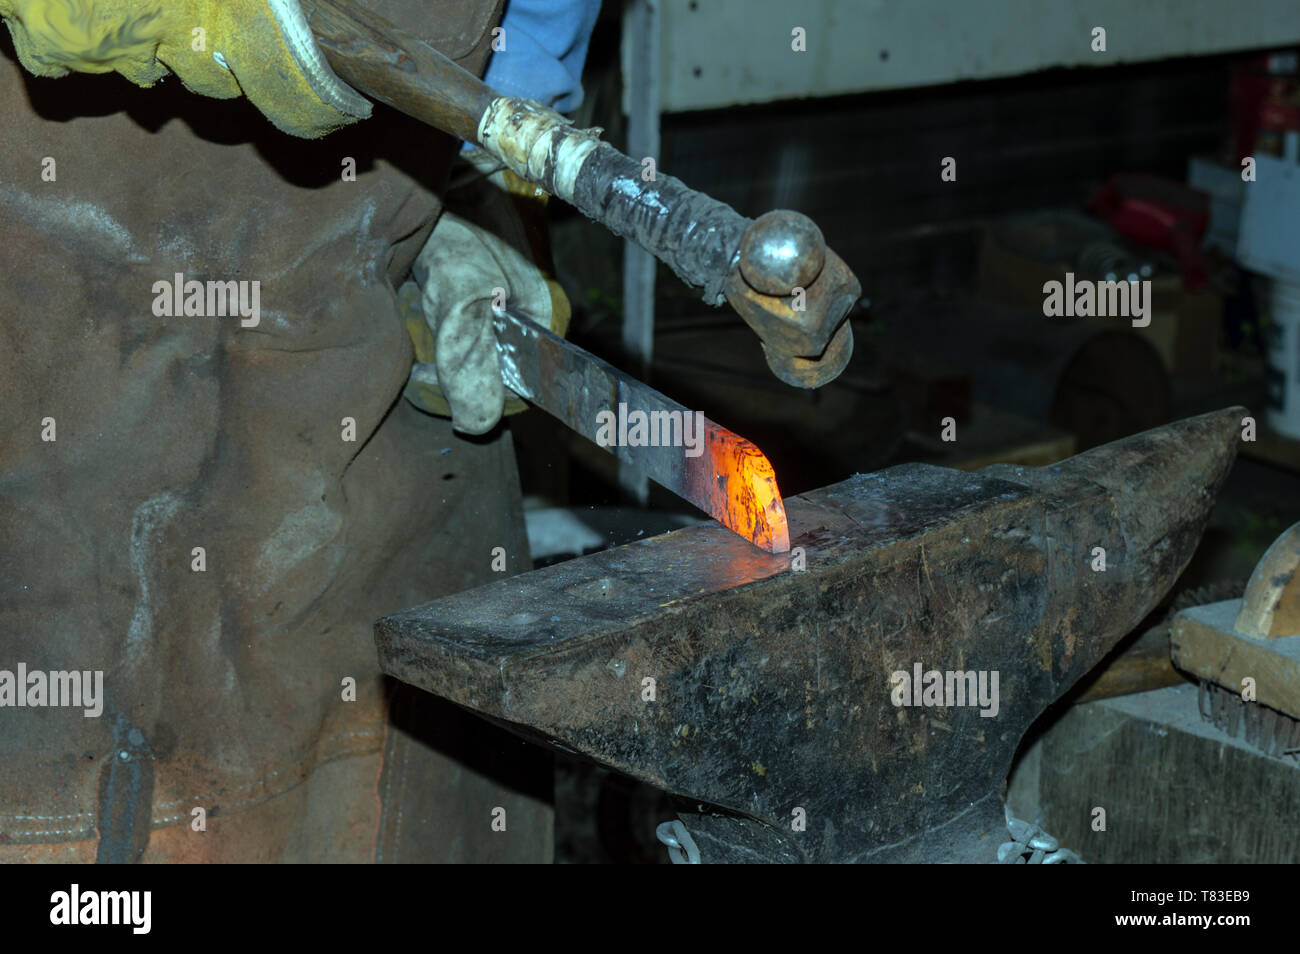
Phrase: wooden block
[
  {"left": 1034, "top": 685, "right": 1300, "bottom": 862},
  {"left": 1072, "top": 643, "right": 1185, "bottom": 703},
  {"left": 1171, "top": 599, "right": 1300, "bottom": 718}
]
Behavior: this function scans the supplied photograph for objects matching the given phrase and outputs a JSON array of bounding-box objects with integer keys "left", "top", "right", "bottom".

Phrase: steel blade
[{"left": 494, "top": 307, "right": 790, "bottom": 553}]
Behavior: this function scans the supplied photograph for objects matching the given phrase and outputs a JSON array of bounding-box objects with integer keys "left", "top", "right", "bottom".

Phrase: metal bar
[{"left": 494, "top": 307, "right": 789, "bottom": 552}]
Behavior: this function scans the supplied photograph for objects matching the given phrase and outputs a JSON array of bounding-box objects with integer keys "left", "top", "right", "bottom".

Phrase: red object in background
[
  {"left": 1232, "top": 51, "right": 1300, "bottom": 160},
  {"left": 1087, "top": 174, "right": 1210, "bottom": 291}
]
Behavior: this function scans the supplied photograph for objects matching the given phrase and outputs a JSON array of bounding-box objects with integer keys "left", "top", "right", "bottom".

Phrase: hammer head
[
  {"left": 377, "top": 408, "right": 1243, "bottom": 862},
  {"left": 725, "top": 211, "right": 859, "bottom": 389}
]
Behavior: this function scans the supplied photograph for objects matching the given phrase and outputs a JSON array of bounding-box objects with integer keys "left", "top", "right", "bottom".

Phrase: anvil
[{"left": 375, "top": 408, "right": 1242, "bottom": 862}]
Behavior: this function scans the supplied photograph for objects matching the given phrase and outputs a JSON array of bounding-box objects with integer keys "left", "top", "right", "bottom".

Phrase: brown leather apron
[{"left": 0, "top": 0, "right": 552, "bottom": 863}]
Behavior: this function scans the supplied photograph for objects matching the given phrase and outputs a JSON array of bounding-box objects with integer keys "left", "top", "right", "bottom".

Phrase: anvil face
[{"left": 376, "top": 408, "right": 1242, "bottom": 862}]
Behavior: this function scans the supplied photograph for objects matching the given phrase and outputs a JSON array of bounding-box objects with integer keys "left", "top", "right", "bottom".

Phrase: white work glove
[
  {"left": 404, "top": 215, "right": 547, "bottom": 434},
  {"left": 402, "top": 152, "right": 570, "bottom": 435}
]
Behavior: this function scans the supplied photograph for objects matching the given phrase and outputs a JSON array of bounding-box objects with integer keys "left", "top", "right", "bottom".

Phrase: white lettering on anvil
[
  {"left": 594, "top": 403, "right": 706, "bottom": 458},
  {"left": 890, "top": 664, "right": 1000, "bottom": 718},
  {"left": 151, "top": 271, "right": 261, "bottom": 328}
]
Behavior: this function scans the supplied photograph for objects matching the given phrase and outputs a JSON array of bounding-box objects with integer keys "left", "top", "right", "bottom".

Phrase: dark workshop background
[{"left": 515, "top": 1, "right": 1300, "bottom": 862}]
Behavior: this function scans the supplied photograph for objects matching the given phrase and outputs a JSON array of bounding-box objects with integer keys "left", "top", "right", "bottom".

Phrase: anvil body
[{"left": 377, "top": 409, "right": 1242, "bottom": 862}]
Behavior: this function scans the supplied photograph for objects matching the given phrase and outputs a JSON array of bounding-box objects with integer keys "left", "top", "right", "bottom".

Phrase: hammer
[{"left": 298, "top": 0, "right": 858, "bottom": 388}]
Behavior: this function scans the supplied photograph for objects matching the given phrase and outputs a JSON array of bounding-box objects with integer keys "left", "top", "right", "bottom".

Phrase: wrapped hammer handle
[{"left": 300, "top": 0, "right": 750, "bottom": 303}]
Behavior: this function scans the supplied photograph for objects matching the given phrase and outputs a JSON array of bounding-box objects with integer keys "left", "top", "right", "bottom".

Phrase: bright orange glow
[{"left": 691, "top": 426, "right": 790, "bottom": 553}]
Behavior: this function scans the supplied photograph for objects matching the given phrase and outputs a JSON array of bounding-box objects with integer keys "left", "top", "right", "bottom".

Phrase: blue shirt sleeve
[{"left": 480, "top": 0, "right": 603, "bottom": 114}]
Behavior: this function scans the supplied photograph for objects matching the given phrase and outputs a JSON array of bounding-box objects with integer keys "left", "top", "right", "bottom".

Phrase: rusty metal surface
[
  {"left": 377, "top": 408, "right": 1242, "bottom": 862},
  {"left": 725, "top": 240, "right": 859, "bottom": 389},
  {"left": 495, "top": 307, "right": 789, "bottom": 552}
]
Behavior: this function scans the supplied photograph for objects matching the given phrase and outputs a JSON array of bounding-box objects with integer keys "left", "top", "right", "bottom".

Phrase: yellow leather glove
[{"left": 0, "top": 0, "right": 371, "bottom": 137}]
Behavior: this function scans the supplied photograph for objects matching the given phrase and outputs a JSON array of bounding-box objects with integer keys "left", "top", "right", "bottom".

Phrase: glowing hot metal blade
[{"left": 494, "top": 308, "right": 790, "bottom": 553}]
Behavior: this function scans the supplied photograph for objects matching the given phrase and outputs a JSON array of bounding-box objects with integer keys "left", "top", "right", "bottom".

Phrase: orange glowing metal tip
[
  {"left": 683, "top": 427, "right": 790, "bottom": 553},
  {"left": 493, "top": 308, "right": 791, "bottom": 554}
]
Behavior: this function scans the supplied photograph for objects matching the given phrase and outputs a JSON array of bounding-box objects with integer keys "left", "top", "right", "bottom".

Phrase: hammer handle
[
  {"left": 301, "top": 0, "right": 492, "bottom": 142},
  {"left": 300, "top": 0, "right": 750, "bottom": 303}
]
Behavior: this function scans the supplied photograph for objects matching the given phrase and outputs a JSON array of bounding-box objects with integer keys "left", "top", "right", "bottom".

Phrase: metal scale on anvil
[{"left": 303, "top": 0, "right": 1246, "bottom": 862}]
